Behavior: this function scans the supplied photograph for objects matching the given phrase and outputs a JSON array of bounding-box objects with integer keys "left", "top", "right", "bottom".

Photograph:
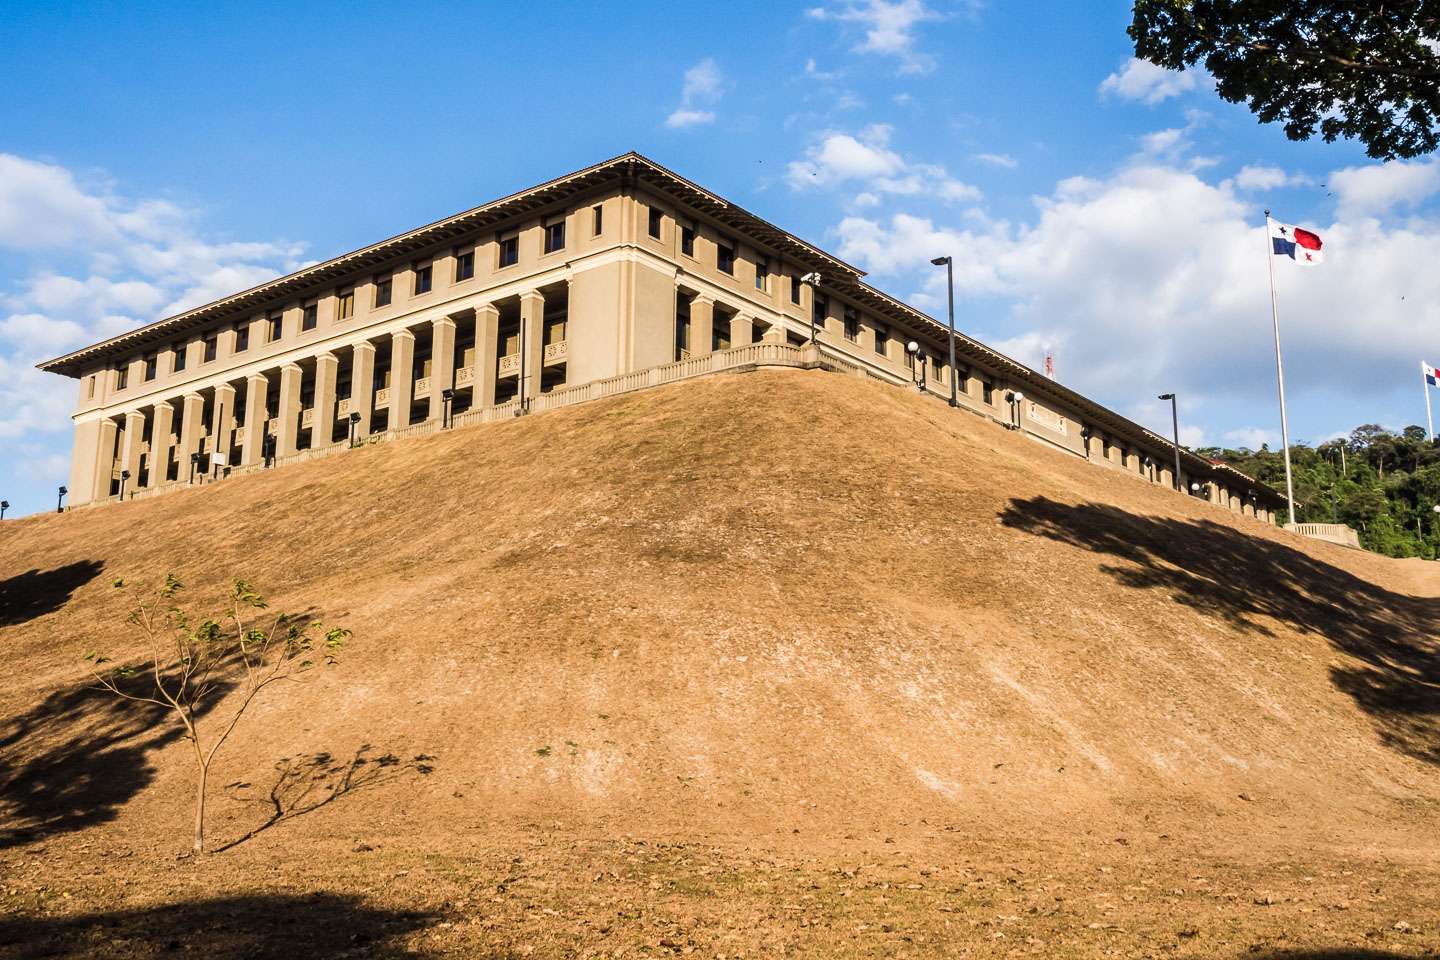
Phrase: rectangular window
[
  {"left": 413, "top": 263, "right": 432, "bottom": 295},
  {"left": 791, "top": 275, "right": 802, "bottom": 304},
  {"left": 267, "top": 315, "right": 283, "bottom": 342},
  {"left": 234, "top": 322, "right": 250, "bottom": 352},
  {"left": 717, "top": 239, "right": 735, "bottom": 275},
  {"left": 874, "top": 324, "right": 889, "bottom": 355},
  {"left": 843, "top": 306, "right": 860, "bottom": 342},
  {"left": 681, "top": 225, "right": 695, "bottom": 257},
  {"left": 455, "top": 252, "right": 474, "bottom": 282},
  {"left": 812, "top": 294, "right": 827, "bottom": 332},
  {"left": 544, "top": 219, "right": 565, "bottom": 254},
  {"left": 592, "top": 204, "right": 603, "bottom": 235},
  {"left": 172, "top": 343, "right": 186, "bottom": 372},
  {"left": 87, "top": 376, "right": 96, "bottom": 399},
  {"left": 116, "top": 366, "right": 128, "bottom": 390},
  {"left": 374, "top": 276, "right": 392, "bottom": 307},
  {"left": 338, "top": 287, "right": 355, "bottom": 319},
  {"left": 648, "top": 205, "right": 663, "bottom": 239},
  {"left": 143, "top": 354, "right": 157, "bottom": 381},
  {"left": 203, "top": 334, "right": 218, "bottom": 363},
  {"left": 755, "top": 256, "right": 768, "bottom": 291},
  {"left": 301, "top": 300, "right": 318, "bottom": 331},
  {"left": 983, "top": 381, "right": 994, "bottom": 405},
  {"left": 497, "top": 234, "right": 518, "bottom": 267}
]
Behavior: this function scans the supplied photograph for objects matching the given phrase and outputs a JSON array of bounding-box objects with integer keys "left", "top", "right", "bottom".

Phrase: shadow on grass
[
  {"left": 218, "top": 744, "right": 436, "bottom": 852},
  {"left": 1245, "top": 952, "right": 1420, "bottom": 959},
  {"left": 999, "top": 497, "right": 1440, "bottom": 766},
  {"left": 0, "top": 892, "right": 447, "bottom": 959},
  {"left": 0, "top": 560, "right": 104, "bottom": 628},
  {"left": 0, "top": 675, "right": 234, "bottom": 850}
]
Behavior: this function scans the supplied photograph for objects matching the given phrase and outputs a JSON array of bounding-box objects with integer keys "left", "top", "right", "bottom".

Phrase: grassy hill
[{"left": 3, "top": 367, "right": 1438, "bottom": 957}]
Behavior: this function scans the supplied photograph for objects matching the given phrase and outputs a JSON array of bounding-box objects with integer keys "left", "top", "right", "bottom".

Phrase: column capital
[
  {"left": 351, "top": 339, "right": 376, "bottom": 354},
  {"left": 314, "top": 351, "right": 339, "bottom": 365},
  {"left": 280, "top": 362, "right": 303, "bottom": 374},
  {"left": 213, "top": 382, "right": 237, "bottom": 397},
  {"left": 433, "top": 315, "right": 458, "bottom": 329},
  {"left": 690, "top": 293, "right": 715, "bottom": 306},
  {"left": 123, "top": 409, "right": 146, "bottom": 422},
  {"left": 183, "top": 392, "right": 204, "bottom": 403},
  {"left": 246, "top": 371, "right": 269, "bottom": 384},
  {"left": 519, "top": 289, "right": 545, "bottom": 305},
  {"left": 474, "top": 302, "right": 499, "bottom": 318},
  {"left": 391, "top": 328, "right": 416, "bottom": 342}
]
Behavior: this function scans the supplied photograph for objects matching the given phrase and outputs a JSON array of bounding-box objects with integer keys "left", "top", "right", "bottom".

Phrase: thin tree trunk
[{"left": 194, "top": 760, "right": 208, "bottom": 855}]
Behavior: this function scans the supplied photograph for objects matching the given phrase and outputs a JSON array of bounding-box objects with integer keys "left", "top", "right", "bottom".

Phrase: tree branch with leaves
[
  {"left": 1130, "top": 1, "right": 1440, "bottom": 159},
  {"left": 86, "top": 575, "right": 348, "bottom": 856}
]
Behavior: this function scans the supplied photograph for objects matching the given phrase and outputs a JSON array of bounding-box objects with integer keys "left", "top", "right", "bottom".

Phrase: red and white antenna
[{"left": 1044, "top": 351, "right": 1055, "bottom": 380}]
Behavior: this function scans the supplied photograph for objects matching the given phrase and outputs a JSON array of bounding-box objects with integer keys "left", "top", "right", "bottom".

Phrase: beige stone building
[{"left": 38, "top": 153, "right": 1287, "bottom": 521}]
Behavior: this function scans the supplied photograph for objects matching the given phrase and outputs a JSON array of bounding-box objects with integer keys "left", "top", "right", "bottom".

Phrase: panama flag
[
  {"left": 1426, "top": 362, "right": 1439, "bottom": 387},
  {"left": 1270, "top": 219, "right": 1324, "bottom": 265}
]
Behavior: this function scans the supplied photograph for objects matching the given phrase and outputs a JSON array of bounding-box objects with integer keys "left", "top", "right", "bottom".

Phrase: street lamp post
[
  {"left": 930, "top": 256, "right": 958, "bottom": 407},
  {"left": 348, "top": 411, "right": 361, "bottom": 447},
  {"left": 0, "top": 500, "right": 8, "bottom": 520},
  {"left": 119, "top": 469, "right": 130, "bottom": 500},
  {"left": 801, "top": 273, "right": 822, "bottom": 343},
  {"left": 188, "top": 452, "right": 200, "bottom": 485},
  {"left": 1158, "top": 393, "right": 1182, "bottom": 491},
  {"left": 57, "top": 486, "right": 67, "bottom": 514},
  {"left": 1004, "top": 390, "right": 1025, "bottom": 430},
  {"left": 442, "top": 388, "right": 455, "bottom": 429}
]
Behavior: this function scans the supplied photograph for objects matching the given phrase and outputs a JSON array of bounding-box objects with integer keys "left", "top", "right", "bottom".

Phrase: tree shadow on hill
[
  {"left": 217, "top": 745, "right": 437, "bottom": 852},
  {"left": 1245, "top": 952, "right": 1417, "bottom": 959},
  {"left": 0, "top": 560, "right": 104, "bottom": 628},
  {"left": 0, "top": 892, "right": 453, "bottom": 959},
  {"left": 0, "top": 674, "right": 234, "bottom": 850},
  {"left": 999, "top": 497, "right": 1440, "bottom": 767}
]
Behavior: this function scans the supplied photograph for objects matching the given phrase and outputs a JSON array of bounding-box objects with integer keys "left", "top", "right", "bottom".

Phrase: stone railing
[
  {"left": 1285, "top": 522, "right": 1361, "bottom": 549},
  {"left": 337, "top": 397, "right": 353, "bottom": 416},
  {"left": 544, "top": 341, "right": 568, "bottom": 363},
  {"left": 375, "top": 387, "right": 392, "bottom": 406},
  {"left": 414, "top": 376, "right": 432, "bottom": 395},
  {"left": 498, "top": 353, "right": 521, "bottom": 376},
  {"left": 456, "top": 365, "right": 475, "bottom": 386}
]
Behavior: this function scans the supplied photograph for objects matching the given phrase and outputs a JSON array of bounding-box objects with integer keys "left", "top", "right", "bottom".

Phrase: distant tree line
[{"left": 1198, "top": 424, "right": 1440, "bottom": 558}]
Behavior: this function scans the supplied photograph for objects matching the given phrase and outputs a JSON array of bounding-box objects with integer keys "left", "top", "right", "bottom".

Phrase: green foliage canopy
[{"left": 1130, "top": 1, "right": 1440, "bottom": 159}]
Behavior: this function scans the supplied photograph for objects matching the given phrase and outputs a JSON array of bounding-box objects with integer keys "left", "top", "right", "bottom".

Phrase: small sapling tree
[{"left": 86, "top": 575, "right": 348, "bottom": 856}]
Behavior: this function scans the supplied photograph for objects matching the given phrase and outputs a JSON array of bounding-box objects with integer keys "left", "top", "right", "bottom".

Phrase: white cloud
[
  {"left": 1327, "top": 158, "right": 1440, "bottom": 220},
  {"left": 664, "top": 109, "right": 716, "bottom": 129},
  {"left": 0, "top": 154, "right": 302, "bottom": 506},
  {"left": 807, "top": 0, "right": 943, "bottom": 74},
  {"left": 1232, "top": 165, "right": 1292, "bottom": 191},
  {"left": 665, "top": 58, "right": 725, "bottom": 129},
  {"left": 1100, "top": 58, "right": 1201, "bottom": 104},
  {"left": 974, "top": 153, "right": 1018, "bottom": 169},
  {"left": 786, "top": 125, "right": 980, "bottom": 205},
  {"left": 831, "top": 149, "right": 1440, "bottom": 448},
  {"left": 1224, "top": 427, "right": 1279, "bottom": 450}
]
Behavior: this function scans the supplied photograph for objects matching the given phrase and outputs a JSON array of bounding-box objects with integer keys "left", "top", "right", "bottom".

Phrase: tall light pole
[
  {"left": 57, "top": 485, "right": 67, "bottom": 514},
  {"left": 801, "top": 273, "right": 822, "bottom": 343},
  {"left": 1158, "top": 393, "right": 1182, "bottom": 491},
  {"left": 119, "top": 469, "right": 130, "bottom": 500},
  {"left": 0, "top": 500, "right": 8, "bottom": 520},
  {"left": 930, "top": 256, "right": 958, "bottom": 407}
]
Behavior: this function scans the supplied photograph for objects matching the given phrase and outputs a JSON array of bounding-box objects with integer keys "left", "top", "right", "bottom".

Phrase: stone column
[
  {"left": 730, "top": 314, "right": 753, "bottom": 347},
  {"left": 520, "top": 291, "right": 545, "bottom": 402},
  {"left": 120, "top": 411, "right": 145, "bottom": 494},
  {"left": 179, "top": 393, "right": 205, "bottom": 483},
  {"left": 690, "top": 295, "right": 714, "bottom": 357},
  {"left": 277, "top": 363, "right": 303, "bottom": 457},
  {"left": 241, "top": 373, "right": 268, "bottom": 466},
  {"left": 475, "top": 304, "right": 499, "bottom": 408},
  {"left": 350, "top": 341, "right": 376, "bottom": 437},
  {"left": 149, "top": 402, "right": 175, "bottom": 486},
  {"left": 210, "top": 384, "right": 236, "bottom": 470},
  {"left": 429, "top": 317, "right": 457, "bottom": 422},
  {"left": 389, "top": 330, "right": 416, "bottom": 429},
  {"left": 313, "top": 352, "right": 339, "bottom": 447},
  {"left": 93, "top": 418, "right": 119, "bottom": 502}
]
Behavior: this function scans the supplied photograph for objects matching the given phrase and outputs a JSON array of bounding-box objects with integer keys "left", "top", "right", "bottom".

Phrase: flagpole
[
  {"left": 1265, "top": 209, "right": 1297, "bottom": 526},
  {"left": 1424, "top": 361, "right": 1434, "bottom": 442}
]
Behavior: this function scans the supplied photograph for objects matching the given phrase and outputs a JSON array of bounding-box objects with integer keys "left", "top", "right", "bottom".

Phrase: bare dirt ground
[{"left": 2, "top": 368, "right": 1437, "bottom": 958}]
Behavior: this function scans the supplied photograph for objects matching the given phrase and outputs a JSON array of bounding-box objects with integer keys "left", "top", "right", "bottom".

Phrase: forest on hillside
[{"left": 1199, "top": 425, "right": 1440, "bottom": 558}]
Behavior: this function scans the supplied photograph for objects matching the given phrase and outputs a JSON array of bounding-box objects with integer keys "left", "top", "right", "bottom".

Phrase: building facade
[{"left": 38, "top": 153, "right": 1287, "bottom": 521}]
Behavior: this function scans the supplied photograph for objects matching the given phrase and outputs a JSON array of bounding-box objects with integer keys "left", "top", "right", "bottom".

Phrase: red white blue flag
[
  {"left": 1425, "top": 362, "right": 1439, "bottom": 387},
  {"left": 1270, "top": 220, "right": 1324, "bottom": 265}
]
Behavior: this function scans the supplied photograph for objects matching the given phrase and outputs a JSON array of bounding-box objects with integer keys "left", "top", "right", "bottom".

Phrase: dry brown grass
[{"left": 2, "top": 368, "right": 1438, "bottom": 957}]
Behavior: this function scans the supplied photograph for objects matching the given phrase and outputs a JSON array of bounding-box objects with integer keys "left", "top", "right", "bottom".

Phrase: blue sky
[{"left": 4, "top": 1, "right": 1439, "bottom": 516}]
